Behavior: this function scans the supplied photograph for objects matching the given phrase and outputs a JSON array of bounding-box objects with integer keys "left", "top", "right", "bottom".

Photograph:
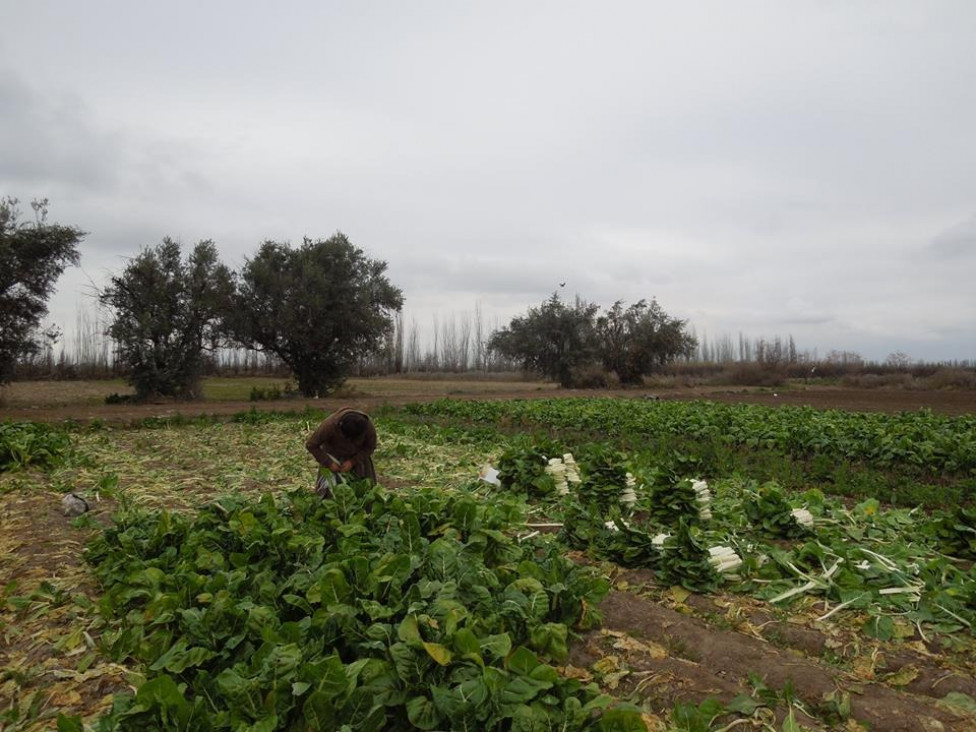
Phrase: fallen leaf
[
  {"left": 669, "top": 586, "right": 691, "bottom": 603},
  {"left": 558, "top": 664, "right": 592, "bottom": 682},
  {"left": 641, "top": 711, "right": 668, "bottom": 732},
  {"left": 852, "top": 655, "right": 877, "bottom": 681},
  {"left": 47, "top": 687, "right": 83, "bottom": 707},
  {"left": 892, "top": 620, "right": 916, "bottom": 639},
  {"left": 592, "top": 655, "right": 621, "bottom": 675},
  {"left": 603, "top": 670, "right": 630, "bottom": 690},
  {"left": 610, "top": 633, "right": 667, "bottom": 659},
  {"left": 883, "top": 665, "right": 920, "bottom": 687}
]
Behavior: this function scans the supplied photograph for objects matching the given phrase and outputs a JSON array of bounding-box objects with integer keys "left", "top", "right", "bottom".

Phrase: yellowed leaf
[
  {"left": 55, "top": 626, "right": 85, "bottom": 652},
  {"left": 852, "top": 655, "right": 877, "bottom": 681},
  {"left": 422, "top": 641, "right": 452, "bottom": 666},
  {"left": 592, "top": 655, "right": 620, "bottom": 675},
  {"left": 558, "top": 664, "right": 593, "bottom": 682},
  {"left": 641, "top": 711, "right": 668, "bottom": 732},
  {"left": 611, "top": 633, "right": 667, "bottom": 659},
  {"left": 905, "top": 640, "right": 937, "bottom": 657},
  {"left": 670, "top": 586, "right": 691, "bottom": 603},
  {"left": 603, "top": 670, "right": 630, "bottom": 690},
  {"left": 47, "top": 687, "right": 83, "bottom": 707},
  {"left": 883, "top": 665, "right": 920, "bottom": 687},
  {"left": 892, "top": 620, "right": 916, "bottom": 639}
]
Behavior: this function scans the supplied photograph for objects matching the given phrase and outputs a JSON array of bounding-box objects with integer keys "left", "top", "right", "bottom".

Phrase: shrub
[
  {"left": 923, "top": 368, "right": 976, "bottom": 390},
  {"left": 567, "top": 365, "right": 613, "bottom": 389},
  {"left": 710, "top": 363, "right": 786, "bottom": 387},
  {"left": 840, "top": 373, "right": 915, "bottom": 389}
]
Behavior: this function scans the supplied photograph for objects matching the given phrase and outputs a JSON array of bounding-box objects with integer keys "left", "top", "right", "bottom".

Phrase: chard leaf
[{"left": 422, "top": 641, "right": 453, "bottom": 666}]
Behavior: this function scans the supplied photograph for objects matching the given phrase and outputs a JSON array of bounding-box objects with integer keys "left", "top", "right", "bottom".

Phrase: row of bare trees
[
  {"left": 15, "top": 303, "right": 973, "bottom": 381},
  {"left": 14, "top": 301, "right": 520, "bottom": 380}
]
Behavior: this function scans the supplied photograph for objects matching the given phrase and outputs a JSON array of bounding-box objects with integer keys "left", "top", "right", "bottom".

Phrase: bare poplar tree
[
  {"left": 473, "top": 302, "right": 486, "bottom": 372},
  {"left": 457, "top": 312, "right": 472, "bottom": 372},
  {"left": 405, "top": 317, "right": 421, "bottom": 372}
]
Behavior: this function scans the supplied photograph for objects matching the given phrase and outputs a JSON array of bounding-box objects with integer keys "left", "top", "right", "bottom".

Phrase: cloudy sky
[{"left": 2, "top": 1, "right": 975, "bottom": 363}]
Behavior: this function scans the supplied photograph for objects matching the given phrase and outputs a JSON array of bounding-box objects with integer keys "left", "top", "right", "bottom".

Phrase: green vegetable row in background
[{"left": 404, "top": 398, "right": 976, "bottom": 475}]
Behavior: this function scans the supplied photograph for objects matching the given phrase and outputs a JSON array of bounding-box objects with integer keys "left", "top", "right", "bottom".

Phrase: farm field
[
  {"left": 2, "top": 382, "right": 976, "bottom": 730},
  {"left": 2, "top": 376, "right": 976, "bottom": 423}
]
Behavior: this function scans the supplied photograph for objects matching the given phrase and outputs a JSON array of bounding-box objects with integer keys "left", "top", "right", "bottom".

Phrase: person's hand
[{"left": 338, "top": 459, "right": 354, "bottom": 473}]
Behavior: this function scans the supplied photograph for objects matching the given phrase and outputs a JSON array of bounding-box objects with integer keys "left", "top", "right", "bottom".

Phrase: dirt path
[{"left": 572, "top": 578, "right": 976, "bottom": 730}]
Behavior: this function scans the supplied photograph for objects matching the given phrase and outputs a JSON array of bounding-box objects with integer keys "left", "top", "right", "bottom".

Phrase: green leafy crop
[
  {"left": 0, "top": 420, "right": 75, "bottom": 472},
  {"left": 742, "top": 481, "right": 811, "bottom": 538},
  {"left": 81, "top": 483, "right": 643, "bottom": 731},
  {"left": 496, "top": 436, "right": 564, "bottom": 497}
]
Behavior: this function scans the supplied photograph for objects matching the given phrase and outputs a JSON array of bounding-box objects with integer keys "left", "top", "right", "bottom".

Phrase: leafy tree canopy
[
  {"left": 0, "top": 197, "right": 84, "bottom": 384},
  {"left": 490, "top": 294, "right": 600, "bottom": 388},
  {"left": 228, "top": 233, "right": 403, "bottom": 397},
  {"left": 597, "top": 299, "right": 697, "bottom": 385},
  {"left": 491, "top": 293, "right": 696, "bottom": 387},
  {"left": 100, "top": 238, "right": 234, "bottom": 400}
]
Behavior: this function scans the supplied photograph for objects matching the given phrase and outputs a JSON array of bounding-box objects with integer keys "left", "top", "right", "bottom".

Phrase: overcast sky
[{"left": 2, "top": 1, "right": 975, "bottom": 363}]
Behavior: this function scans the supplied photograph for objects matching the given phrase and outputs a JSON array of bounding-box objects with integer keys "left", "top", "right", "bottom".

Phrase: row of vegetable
[
  {"left": 0, "top": 421, "right": 78, "bottom": 473},
  {"left": 489, "top": 434, "right": 976, "bottom": 637},
  {"left": 403, "top": 397, "right": 976, "bottom": 475},
  {"left": 66, "top": 482, "right": 646, "bottom": 731}
]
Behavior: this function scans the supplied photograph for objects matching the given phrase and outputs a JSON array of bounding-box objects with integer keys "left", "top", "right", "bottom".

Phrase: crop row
[
  {"left": 488, "top": 436, "right": 976, "bottom": 637},
  {"left": 69, "top": 484, "right": 645, "bottom": 731},
  {"left": 403, "top": 398, "right": 976, "bottom": 475}
]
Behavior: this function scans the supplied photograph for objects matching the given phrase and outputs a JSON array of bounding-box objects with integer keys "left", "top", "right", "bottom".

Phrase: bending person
[{"left": 305, "top": 407, "right": 377, "bottom": 497}]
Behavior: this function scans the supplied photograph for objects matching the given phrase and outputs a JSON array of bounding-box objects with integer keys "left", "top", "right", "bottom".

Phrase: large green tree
[
  {"left": 596, "top": 299, "right": 697, "bottom": 385},
  {"left": 100, "top": 238, "right": 234, "bottom": 400},
  {"left": 489, "top": 293, "right": 600, "bottom": 388},
  {"left": 0, "top": 198, "right": 84, "bottom": 384},
  {"left": 228, "top": 233, "right": 403, "bottom": 397}
]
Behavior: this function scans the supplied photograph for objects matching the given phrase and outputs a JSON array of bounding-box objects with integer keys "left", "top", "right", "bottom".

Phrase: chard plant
[
  {"left": 0, "top": 421, "right": 77, "bottom": 473},
  {"left": 924, "top": 506, "right": 976, "bottom": 560},
  {"left": 496, "top": 436, "right": 565, "bottom": 497},
  {"left": 574, "top": 444, "right": 634, "bottom": 515},
  {"left": 78, "top": 482, "right": 645, "bottom": 731},
  {"left": 742, "top": 481, "right": 813, "bottom": 538},
  {"left": 647, "top": 478, "right": 708, "bottom": 526}
]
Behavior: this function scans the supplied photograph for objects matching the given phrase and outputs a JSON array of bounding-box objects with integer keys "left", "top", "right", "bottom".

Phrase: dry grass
[
  {"left": 346, "top": 375, "right": 555, "bottom": 398},
  {"left": 0, "top": 375, "right": 557, "bottom": 411},
  {"left": 0, "top": 379, "right": 132, "bottom": 409}
]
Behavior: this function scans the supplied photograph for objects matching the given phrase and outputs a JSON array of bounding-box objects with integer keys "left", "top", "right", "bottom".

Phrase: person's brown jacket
[{"left": 305, "top": 407, "right": 377, "bottom": 482}]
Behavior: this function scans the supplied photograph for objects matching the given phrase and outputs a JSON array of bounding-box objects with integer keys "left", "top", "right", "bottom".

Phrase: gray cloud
[
  {"left": 3, "top": 2, "right": 976, "bottom": 363},
  {"left": 0, "top": 70, "right": 122, "bottom": 191},
  {"left": 929, "top": 216, "right": 976, "bottom": 260}
]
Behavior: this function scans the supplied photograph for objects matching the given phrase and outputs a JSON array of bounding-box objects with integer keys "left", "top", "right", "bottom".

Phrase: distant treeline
[{"left": 12, "top": 303, "right": 975, "bottom": 387}]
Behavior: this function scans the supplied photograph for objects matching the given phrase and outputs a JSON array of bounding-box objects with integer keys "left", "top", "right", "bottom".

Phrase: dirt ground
[
  {"left": 3, "top": 379, "right": 976, "bottom": 729},
  {"left": 572, "top": 572, "right": 976, "bottom": 731}
]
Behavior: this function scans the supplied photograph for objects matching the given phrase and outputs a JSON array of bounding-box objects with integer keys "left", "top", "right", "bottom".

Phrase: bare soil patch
[
  {"left": 0, "top": 491, "right": 129, "bottom": 728},
  {"left": 570, "top": 591, "right": 976, "bottom": 732}
]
